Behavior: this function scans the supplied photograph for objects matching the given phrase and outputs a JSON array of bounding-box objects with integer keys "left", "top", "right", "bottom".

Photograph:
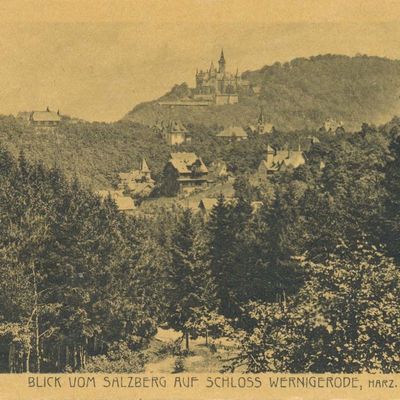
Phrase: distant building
[
  {"left": 258, "top": 145, "right": 306, "bottom": 175},
  {"left": 96, "top": 190, "right": 136, "bottom": 212},
  {"left": 217, "top": 126, "right": 248, "bottom": 141},
  {"left": 162, "top": 152, "right": 208, "bottom": 196},
  {"left": 155, "top": 121, "right": 191, "bottom": 145},
  {"left": 193, "top": 49, "right": 250, "bottom": 105},
  {"left": 248, "top": 109, "right": 274, "bottom": 135},
  {"left": 17, "top": 107, "right": 61, "bottom": 129},
  {"left": 197, "top": 197, "right": 237, "bottom": 219},
  {"left": 322, "top": 118, "right": 344, "bottom": 135},
  {"left": 118, "top": 158, "right": 155, "bottom": 198},
  {"left": 208, "top": 160, "right": 230, "bottom": 181}
]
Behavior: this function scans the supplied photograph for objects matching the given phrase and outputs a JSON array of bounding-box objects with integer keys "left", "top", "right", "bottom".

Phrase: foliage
[
  {"left": 0, "top": 148, "right": 167, "bottom": 372},
  {"left": 82, "top": 341, "right": 146, "bottom": 373},
  {"left": 231, "top": 244, "right": 400, "bottom": 373},
  {"left": 125, "top": 55, "right": 400, "bottom": 131}
]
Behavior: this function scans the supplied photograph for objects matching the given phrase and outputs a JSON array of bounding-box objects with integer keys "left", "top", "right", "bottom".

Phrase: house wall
[
  {"left": 167, "top": 132, "right": 186, "bottom": 145},
  {"left": 215, "top": 94, "right": 239, "bottom": 105}
]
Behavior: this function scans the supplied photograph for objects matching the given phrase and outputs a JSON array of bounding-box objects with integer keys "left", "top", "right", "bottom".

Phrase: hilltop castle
[
  {"left": 193, "top": 50, "right": 250, "bottom": 105},
  {"left": 158, "top": 49, "right": 251, "bottom": 107}
]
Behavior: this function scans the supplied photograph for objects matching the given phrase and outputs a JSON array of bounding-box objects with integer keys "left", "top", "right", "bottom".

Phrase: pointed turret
[
  {"left": 140, "top": 157, "right": 150, "bottom": 173},
  {"left": 257, "top": 107, "right": 265, "bottom": 134},
  {"left": 218, "top": 48, "right": 226, "bottom": 74}
]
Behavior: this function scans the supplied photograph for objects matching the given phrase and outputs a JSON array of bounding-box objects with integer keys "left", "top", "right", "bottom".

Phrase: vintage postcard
[{"left": 0, "top": 0, "right": 399, "bottom": 399}]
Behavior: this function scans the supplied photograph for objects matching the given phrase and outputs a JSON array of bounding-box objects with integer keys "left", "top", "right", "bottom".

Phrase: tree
[
  {"left": 232, "top": 243, "right": 400, "bottom": 373},
  {"left": 207, "top": 195, "right": 238, "bottom": 318},
  {"left": 384, "top": 133, "right": 400, "bottom": 262},
  {"left": 166, "top": 209, "right": 210, "bottom": 350}
]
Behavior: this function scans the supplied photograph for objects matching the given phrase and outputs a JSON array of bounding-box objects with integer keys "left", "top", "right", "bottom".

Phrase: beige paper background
[{"left": 1, "top": 1, "right": 400, "bottom": 399}]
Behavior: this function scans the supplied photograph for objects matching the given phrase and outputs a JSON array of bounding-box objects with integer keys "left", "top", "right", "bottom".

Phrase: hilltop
[{"left": 124, "top": 54, "right": 400, "bottom": 131}]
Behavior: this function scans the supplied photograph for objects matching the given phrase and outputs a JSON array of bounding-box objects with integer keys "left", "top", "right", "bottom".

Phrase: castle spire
[
  {"left": 218, "top": 48, "right": 226, "bottom": 74},
  {"left": 219, "top": 49, "right": 225, "bottom": 63}
]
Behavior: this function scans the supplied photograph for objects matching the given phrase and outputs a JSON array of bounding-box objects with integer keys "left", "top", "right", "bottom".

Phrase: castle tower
[
  {"left": 218, "top": 49, "right": 226, "bottom": 74},
  {"left": 265, "top": 144, "right": 275, "bottom": 161},
  {"left": 209, "top": 61, "right": 216, "bottom": 78}
]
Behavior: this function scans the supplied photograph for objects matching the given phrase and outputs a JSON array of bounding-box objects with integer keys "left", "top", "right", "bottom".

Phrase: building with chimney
[
  {"left": 118, "top": 158, "right": 155, "bottom": 198},
  {"left": 155, "top": 120, "right": 191, "bottom": 145},
  {"left": 161, "top": 152, "right": 208, "bottom": 196}
]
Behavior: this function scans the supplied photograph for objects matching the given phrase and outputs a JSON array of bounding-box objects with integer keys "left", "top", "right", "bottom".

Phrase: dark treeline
[
  {"left": 0, "top": 149, "right": 168, "bottom": 372},
  {"left": 1, "top": 118, "right": 400, "bottom": 373}
]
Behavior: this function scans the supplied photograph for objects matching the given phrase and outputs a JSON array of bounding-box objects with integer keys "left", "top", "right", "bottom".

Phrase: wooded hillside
[{"left": 124, "top": 55, "right": 400, "bottom": 130}]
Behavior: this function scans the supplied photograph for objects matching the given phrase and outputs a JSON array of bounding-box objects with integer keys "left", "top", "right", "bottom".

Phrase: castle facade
[{"left": 194, "top": 50, "right": 249, "bottom": 105}]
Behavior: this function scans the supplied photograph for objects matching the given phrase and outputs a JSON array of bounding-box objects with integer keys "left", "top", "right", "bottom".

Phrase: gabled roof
[
  {"left": 169, "top": 152, "right": 208, "bottom": 174},
  {"left": 217, "top": 126, "right": 247, "bottom": 138},
  {"left": 261, "top": 122, "right": 274, "bottom": 134},
  {"left": 198, "top": 198, "right": 218, "bottom": 212},
  {"left": 168, "top": 120, "right": 187, "bottom": 133},
  {"left": 31, "top": 110, "right": 61, "bottom": 122},
  {"left": 141, "top": 158, "right": 150, "bottom": 173},
  {"left": 261, "top": 148, "right": 306, "bottom": 172},
  {"left": 95, "top": 190, "right": 135, "bottom": 211}
]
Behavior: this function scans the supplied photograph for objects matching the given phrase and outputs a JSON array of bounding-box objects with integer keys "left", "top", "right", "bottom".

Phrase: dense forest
[
  {"left": 0, "top": 114, "right": 332, "bottom": 189},
  {"left": 1, "top": 116, "right": 400, "bottom": 373},
  {"left": 125, "top": 55, "right": 400, "bottom": 130}
]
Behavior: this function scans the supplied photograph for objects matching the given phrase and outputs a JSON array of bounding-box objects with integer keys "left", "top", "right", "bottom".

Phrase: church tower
[
  {"left": 257, "top": 108, "right": 265, "bottom": 134},
  {"left": 218, "top": 49, "right": 226, "bottom": 74}
]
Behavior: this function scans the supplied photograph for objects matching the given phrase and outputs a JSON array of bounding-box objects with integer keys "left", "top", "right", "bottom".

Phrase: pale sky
[{"left": 1, "top": 0, "right": 400, "bottom": 121}]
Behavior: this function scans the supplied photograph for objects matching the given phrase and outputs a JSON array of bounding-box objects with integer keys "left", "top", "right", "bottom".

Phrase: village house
[
  {"left": 258, "top": 145, "right": 306, "bottom": 175},
  {"left": 155, "top": 120, "right": 191, "bottom": 145},
  {"left": 217, "top": 126, "right": 248, "bottom": 141},
  {"left": 321, "top": 118, "right": 345, "bottom": 135},
  {"left": 17, "top": 107, "right": 62, "bottom": 129},
  {"left": 118, "top": 158, "right": 155, "bottom": 198},
  {"left": 161, "top": 152, "right": 208, "bottom": 196},
  {"left": 96, "top": 190, "right": 136, "bottom": 213}
]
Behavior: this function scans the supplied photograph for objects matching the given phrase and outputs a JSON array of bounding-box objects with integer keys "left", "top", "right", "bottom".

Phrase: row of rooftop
[
  {"left": 153, "top": 110, "right": 344, "bottom": 146},
  {"left": 97, "top": 136, "right": 320, "bottom": 213}
]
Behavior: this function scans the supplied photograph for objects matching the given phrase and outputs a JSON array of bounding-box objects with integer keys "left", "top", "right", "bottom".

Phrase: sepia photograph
[{"left": 0, "top": 1, "right": 399, "bottom": 398}]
